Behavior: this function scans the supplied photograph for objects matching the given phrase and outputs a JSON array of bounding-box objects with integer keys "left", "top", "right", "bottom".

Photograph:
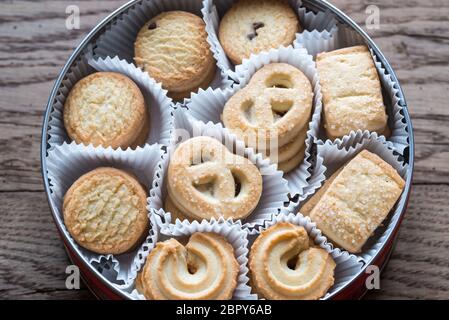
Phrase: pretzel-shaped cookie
[
  {"left": 222, "top": 63, "right": 313, "bottom": 150},
  {"left": 167, "top": 136, "right": 263, "bottom": 221},
  {"left": 249, "top": 223, "right": 336, "bottom": 300}
]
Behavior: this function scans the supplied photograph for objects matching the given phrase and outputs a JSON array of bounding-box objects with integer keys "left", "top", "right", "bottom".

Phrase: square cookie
[
  {"left": 301, "top": 150, "right": 405, "bottom": 253},
  {"left": 317, "top": 45, "right": 389, "bottom": 140}
]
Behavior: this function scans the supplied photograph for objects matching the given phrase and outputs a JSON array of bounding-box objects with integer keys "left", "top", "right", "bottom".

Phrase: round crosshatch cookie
[
  {"left": 63, "top": 72, "right": 149, "bottom": 149},
  {"left": 63, "top": 167, "right": 149, "bottom": 255},
  {"left": 134, "top": 11, "right": 216, "bottom": 101},
  {"left": 136, "top": 233, "right": 239, "bottom": 300},
  {"left": 219, "top": 0, "right": 300, "bottom": 65}
]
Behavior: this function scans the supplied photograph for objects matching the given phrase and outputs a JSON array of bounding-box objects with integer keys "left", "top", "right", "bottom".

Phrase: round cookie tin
[{"left": 41, "top": 0, "right": 414, "bottom": 300}]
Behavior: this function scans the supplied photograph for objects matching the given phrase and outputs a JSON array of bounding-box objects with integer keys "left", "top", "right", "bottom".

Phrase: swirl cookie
[
  {"left": 249, "top": 222, "right": 336, "bottom": 300},
  {"left": 301, "top": 150, "right": 405, "bottom": 253},
  {"left": 317, "top": 45, "right": 389, "bottom": 140},
  {"left": 136, "top": 233, "right": 239, "bottom": 300},
  {"left": 64, "top": 72, "right": 149, "bottom": 149},
  {"left": 135, "top": 11, "right": 216, "bottom": 101},
  {"left": 63, "top": 167, "right": 149, "bottom": 255},
  {"left": 167, "top": 136, "right": 263, "bottom": 221},
  {"left": 219, "top": 0, "right": 300, "bottom": 64},
  {"left": 222, "top": 63, "right": 313, "bottom": 173}
]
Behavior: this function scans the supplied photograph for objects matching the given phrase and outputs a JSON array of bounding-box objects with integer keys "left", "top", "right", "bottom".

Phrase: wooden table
[{"left": 1, "top": 0, "right": 448, "bottom": 300}]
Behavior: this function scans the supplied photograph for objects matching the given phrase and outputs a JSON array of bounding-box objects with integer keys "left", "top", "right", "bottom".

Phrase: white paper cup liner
[
  {"left": 185, "top": 46, "right": 322, "bottom": 196},
  {"left": 46, "top": 53, "right": 173, "bottom": 151},
  {"left": 292, "top": 131, "right": 409, "bottom": 262},
  {"left": 202, "top": 0, "right": 338, "bottom": 80},
  {"left": 92, "top": 0, "right": 233, "bottom": 104},
  {"left": 46, "top": 142, "right": 164, "bottom": 287},
  {"left": 148, "top": 107, "right": 290, "bottom": 233},
  {"left": 295, "top": 23, "right": 409, "bottom": 155},
  {"left": 249, "top": 210, "right": 364, "bottom": 300}
]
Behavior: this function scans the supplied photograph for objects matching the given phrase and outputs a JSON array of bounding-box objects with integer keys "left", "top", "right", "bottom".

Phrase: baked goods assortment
[
  {"left": 222, "top": 63, "right": 313, "bottom": 173},
  {"left": 63, "top": 167, "right": 149, "bottom": 255},
  {"left": 301, "top": 150, "right": 405, "bottom": 253},
  {"left": 63, "top": 72, "right": 149, "bottom": 149},
  {"left": 167, "top": 136, "right": 263, "bottom": 221},
  {"left": 219, "top": 0, "right": 300, "bottom": 64},
  {"left": 48, "top": 0, "right": 410, "bottom": 301},
  {"left": 317, "top": 45, "right": 390, "bottom": 140},
  {"left": 249, "top": 223, "right": 336, "bottom": 300},
  {"left": 136, "top": 233, "right": 239, "bottom": 300},
  {"left": 134, "top": 11, "right": 216, "bottom": 101}
]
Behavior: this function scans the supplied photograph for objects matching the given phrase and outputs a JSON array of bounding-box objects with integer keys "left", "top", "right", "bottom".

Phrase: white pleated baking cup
[
  {"left": 46, "top": 142, "right": 164, "bottom": 288},
  {"left": 91, "top": 0, "right": 233, "bottom": 104},
  {"left": 128, "top": 214, "right": 256, "bottom": 300},
  {"left": 295, "top": 23, "right": 409, "bottom": 155},
  {"left": 185, "top": 46, "right": 322, "bottom": 196},
  {"left": 248, "top": 210, "right": 363, "bottom": 300},
  {"left": 148, "top": 107, "right": 290, "bottom": 233},
  {"left": 201, "top": 0, "right": 337, "bottom": 81},
  {"left": 46, "top": 53, "right": 173, "bottom": 151},
  {"left": 292, "top": 130, "right": 409, "bottom": 263}
]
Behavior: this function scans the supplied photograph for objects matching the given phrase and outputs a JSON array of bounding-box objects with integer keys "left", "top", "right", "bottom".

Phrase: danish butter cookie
[
  {"left": 135, "top": 11, "right": 216, "bottom": 100},
  {"left": 302, "top": 150, "right": 405, "bottom": 253},
  {"left": 136, "top": 233, "right": 239, "bottom": 300},
  {"left": 317, "top": 45, "right": 389, "bottom": 140},
  {"left": 249, "top": 222, "right": 336, "bottom": 300},
  {"left": 63, "top": 167, "right": 149, "bottom": 255},
  {"left": 64, "top": 72, "right": 149, "bottom": 149},
  {"left": 167, "top": 136, "right": 263, "bottom": 221},
  {"left": 219, "top": 0, "right": 300, "bottom": 65}
]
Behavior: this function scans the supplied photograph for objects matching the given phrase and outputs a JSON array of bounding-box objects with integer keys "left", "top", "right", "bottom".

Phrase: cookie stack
[{"left": 222, "top": 63, "right": 313, "bottom": 173}]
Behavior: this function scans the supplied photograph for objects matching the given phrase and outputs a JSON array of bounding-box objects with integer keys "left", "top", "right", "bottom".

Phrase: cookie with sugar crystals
[
  {"left": 301, "top": 150, "right": 405, "bottom": 253},
  {"left": 317, "top": 45, "right": 389, "bottom": 140}
]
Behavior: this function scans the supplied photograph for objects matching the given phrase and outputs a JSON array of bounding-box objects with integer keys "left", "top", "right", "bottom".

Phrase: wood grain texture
[{"left": 0, "top": 0, "right": 448, "bottom": 300}]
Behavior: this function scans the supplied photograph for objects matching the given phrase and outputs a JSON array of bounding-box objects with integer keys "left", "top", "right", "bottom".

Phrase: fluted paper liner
[
  {"left": 46, "top": 53, "right": 173, "bottom": 150},
  {"left": 202, "top": 0, "right": 338, "bottom": 80},
  {"left": 92, "top": 0, "right": 233, "bottom": 104},
  {"left": 148, "top": 107, "right": 290, "bottom": 233},
  {"left": 250, "top": 210, "right": 364, "bottom": 300},
  {"left": 295, "top": 23, "right": 409, "bottom": 155},
  {"left": 46, "top": 142, "right": 164, "bottom": 287},
  {"left": 185, "top": 46, "right": 322, "bottom": 196},
  {"left": 129, "top": 215, "right": 255, "bottom": 300},
  {"left": 289, "top": 131, "right": 409, "bottom": 262}
]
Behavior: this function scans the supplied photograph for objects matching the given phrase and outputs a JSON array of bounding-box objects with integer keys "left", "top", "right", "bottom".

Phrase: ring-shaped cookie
[{"left": 136, "top": 233, "right": 239, "bottom": 300}]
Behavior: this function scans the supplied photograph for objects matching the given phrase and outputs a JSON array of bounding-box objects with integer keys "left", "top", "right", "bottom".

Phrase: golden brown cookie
[
  {"left": 317, "top": 45, "right": 389, "bottom": 140},
  {"left": 164, "top": 195, "right": 192, "bottom": 222},
  {"left": 136, "top": 233, "right": 239, "bottom": 300},
  {"left": 301, "top": 150, "right": 405, "bottom": 253},
  {"left": 135, "top": 11, "right": 216, "bottom": 100},
  {"left": 219, "top": 0, "right": 300, "bottom": 65},
  {"left": 167, "top": 136, "right": 263, "bottom": 221},
  {"left": 249, "top": 222, "right": 336, "bottom": 300},
  {"left": 63, "top": 72, "right": 149, "bottom": 149},
  {"left": 222, "top": 63, "right": 313, "bottom": 151},
  {"left": 63, "top": 167, "right": 149, "bottom": 255}
]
